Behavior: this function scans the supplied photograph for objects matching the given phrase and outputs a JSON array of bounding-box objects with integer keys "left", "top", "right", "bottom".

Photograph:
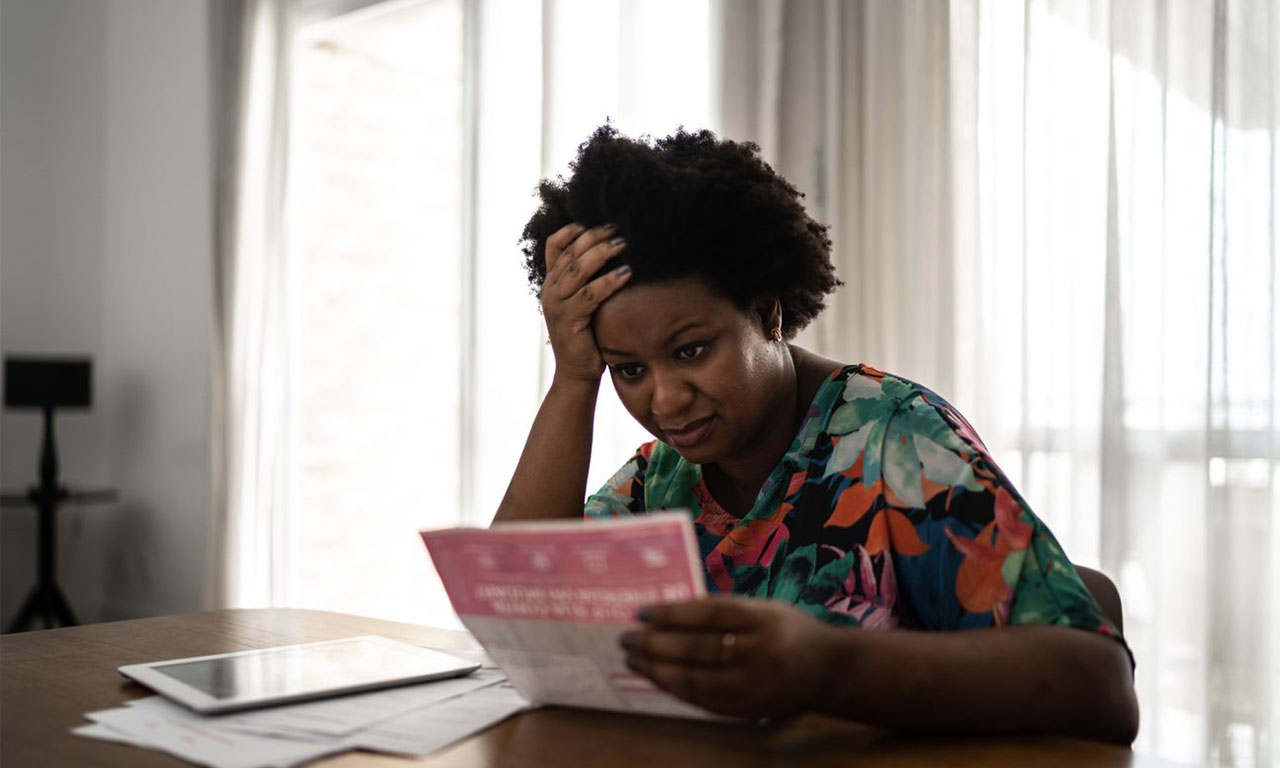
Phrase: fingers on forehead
[
  {"left": 547, "top": 223, "right": 586, "bottom": 251},
  {"left": 545, "top": 229, "right": 588, "bottom": 283},
  {"left": 575, "top": 238, "right": 623, "bottom": 274},
  {"left": 569, "top": 225, "right": 617, "bottom": 256},
  {"left": 574, "top": 269, "right": 627, "bottom": 308}
]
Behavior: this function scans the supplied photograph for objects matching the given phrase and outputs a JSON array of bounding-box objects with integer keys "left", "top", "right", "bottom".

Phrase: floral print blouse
[{"left": 585, "top": 364, "right": 1127, "bottom": 650}]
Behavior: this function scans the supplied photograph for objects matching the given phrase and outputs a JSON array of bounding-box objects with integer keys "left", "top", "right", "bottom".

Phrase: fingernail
[
  {"left": 615, "top": 265, "right": 632, "bottom": 277},
  {"left": 636, "top": 607, "right": 654, "bottom": 622},
  {"left": 619, "top": 633, "right": 636, "bottom": 650},
  {"left": 609, "top": 236, "right": 626, "bottom": 247},
  {"left": 625, "top": 655, "right": 641, "bottom": 671}
]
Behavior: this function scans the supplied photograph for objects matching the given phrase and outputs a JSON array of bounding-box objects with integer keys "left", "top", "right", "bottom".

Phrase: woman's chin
[
  {"left": 661, "top": 418, "right": 721, "bottom": 463},
  {"left": 664, "top": 438, "right": 722, "bottom": 465}
]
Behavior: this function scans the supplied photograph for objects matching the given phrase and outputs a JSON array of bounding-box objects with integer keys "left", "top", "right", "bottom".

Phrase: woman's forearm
[
  {"left": 492, "top": 375, "right": 601, "bottom": 523},
  {"left": 815, "top": 624, "right": 1138, "bottom": 744}
]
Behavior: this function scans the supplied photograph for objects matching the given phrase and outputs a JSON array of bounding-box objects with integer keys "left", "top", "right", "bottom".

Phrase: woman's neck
[{"left": 702, "top": 346, "right": 843, "bottom": 517}]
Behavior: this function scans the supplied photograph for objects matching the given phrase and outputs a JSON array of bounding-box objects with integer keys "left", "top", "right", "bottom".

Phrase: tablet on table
[{"left": 119, "top": 635, "right": 480, "bottom": 714}]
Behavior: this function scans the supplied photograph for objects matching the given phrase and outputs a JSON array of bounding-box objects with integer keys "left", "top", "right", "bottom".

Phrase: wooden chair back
[{"left": 1074, "top": 565, "right": 1124, "bottom": 634}]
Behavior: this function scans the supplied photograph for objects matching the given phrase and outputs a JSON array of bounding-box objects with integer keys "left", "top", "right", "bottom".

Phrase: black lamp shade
[{"left": 4, "top": 357, "right": 92, "bottom": 409}]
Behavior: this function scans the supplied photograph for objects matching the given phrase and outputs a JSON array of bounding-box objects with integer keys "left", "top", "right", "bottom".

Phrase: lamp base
[
  {"left": 7, "top": 580, "right": 77, "bottom": 633},
  {"left": 6, "top": 481, "right": 80, "bottom": 633}
]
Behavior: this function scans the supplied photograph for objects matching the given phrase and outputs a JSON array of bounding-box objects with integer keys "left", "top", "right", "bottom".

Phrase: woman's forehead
[{"left": 594, "top": 277, "right": 743, "bottom": 349}]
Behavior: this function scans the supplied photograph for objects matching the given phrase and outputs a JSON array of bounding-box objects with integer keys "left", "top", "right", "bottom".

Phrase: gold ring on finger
[{"left": 720, "top": 632, "right": 736, "bottom": 664}]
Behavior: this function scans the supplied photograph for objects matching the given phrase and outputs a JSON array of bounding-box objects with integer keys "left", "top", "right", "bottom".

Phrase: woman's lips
[{"left": 663, "top": 415, "right": 715, "bottom": 449}]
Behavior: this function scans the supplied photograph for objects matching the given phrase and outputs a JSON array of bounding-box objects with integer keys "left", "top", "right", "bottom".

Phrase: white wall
[{"left": 1, "top": 0, "right": 212, "bottom": 628}]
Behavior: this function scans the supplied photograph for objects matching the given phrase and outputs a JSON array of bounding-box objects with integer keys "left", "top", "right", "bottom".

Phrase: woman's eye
[
  {"left": 674, "top": 344, "right": 707, "bottom": 362},
  {"left": 613, "top": 364, "right": 644, "bottom": 380}
]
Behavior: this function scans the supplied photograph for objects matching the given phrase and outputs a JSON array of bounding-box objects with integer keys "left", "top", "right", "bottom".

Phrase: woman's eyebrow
[
  {"left": 661, "top": 321, "right": 705, "bottom": 347},
  {"left": 599, "top": 322, "right": 708, "bottom": 358}
]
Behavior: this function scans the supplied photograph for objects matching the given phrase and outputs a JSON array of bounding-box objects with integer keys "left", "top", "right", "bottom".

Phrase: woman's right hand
[{"left": 541, "top": 222, "right": 632, "bottom": 382}]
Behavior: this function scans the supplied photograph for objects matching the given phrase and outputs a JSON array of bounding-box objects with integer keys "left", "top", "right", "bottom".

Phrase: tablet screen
[
  {"left": 152, "top": 639, "right": 445, "bottom": 699},
  {"left": 122, "top": 636, "right": 481, "bottom": 712}
]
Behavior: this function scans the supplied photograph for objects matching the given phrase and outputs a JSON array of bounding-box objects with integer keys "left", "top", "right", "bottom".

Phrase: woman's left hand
[{"left": 619, "top": 596, "right": 842, "bottom": 720}]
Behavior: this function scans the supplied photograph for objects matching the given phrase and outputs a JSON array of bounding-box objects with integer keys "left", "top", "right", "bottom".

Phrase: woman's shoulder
[
  {"left": 795, "top": 352, "right": 933, "bottom": 399},
  {"left": 805, "top": 361, "right": 930, "bottom": 411},
  {"left": 815, "top": 362, "right": 960, "bottom": 409},
  {"left": 828, "top": 362, "right": 932, "bottom": 395},
  {"left": 802, "top": 362, "right": 985, "bottom": 450}
]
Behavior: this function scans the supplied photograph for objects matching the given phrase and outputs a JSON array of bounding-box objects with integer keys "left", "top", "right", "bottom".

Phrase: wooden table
[{"left": 0, "top": 609, "right": 1181, "bottom": 768}]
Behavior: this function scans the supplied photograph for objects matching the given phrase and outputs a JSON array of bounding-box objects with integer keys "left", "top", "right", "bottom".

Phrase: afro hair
[{"left": 518, "top": 125, "right": 840, "bottom": 338}]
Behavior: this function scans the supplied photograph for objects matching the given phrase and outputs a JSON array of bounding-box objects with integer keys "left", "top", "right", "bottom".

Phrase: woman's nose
[{"left": 650, "top": 370, "right": 694, "bottom": 418}]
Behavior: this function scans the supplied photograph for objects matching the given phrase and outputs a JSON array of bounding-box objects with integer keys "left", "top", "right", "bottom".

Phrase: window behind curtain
[
  {"left": 284, "top": 0, "right": 716, "bottom": 629},
  {"left": 288, "top": 0, "right": 464, "bottom": 627},
  {"left": 956, "top": 2, "right": 1278, "bottom": 762}
]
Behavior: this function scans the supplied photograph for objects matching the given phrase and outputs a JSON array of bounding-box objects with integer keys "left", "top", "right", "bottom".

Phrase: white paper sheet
[
  {"left": 352, "top": 682, "right": 529, "bottom": 756},
  {"left": 86, "top": 698, "right": 349, "bottom": 768},
  {"left": 72, "top": 722, "right": 154, "bottom": 748},
  {"left": 76, "top": 665, "right": 530, "bottom": 768}
]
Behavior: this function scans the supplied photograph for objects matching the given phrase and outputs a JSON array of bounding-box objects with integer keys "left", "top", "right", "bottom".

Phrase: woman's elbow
[
  {"left": 1108, "top": 670, "right": 1140, "bottom": 745},
  {"left": 1097, "top": 677, "right": 1139, "bottom": 745},
  {"left": 1046, "top": 628, "right": 1139, "bottom": 745},
  {"left": 1087, "top": 640, "right": 1140, "bottom": 745}
]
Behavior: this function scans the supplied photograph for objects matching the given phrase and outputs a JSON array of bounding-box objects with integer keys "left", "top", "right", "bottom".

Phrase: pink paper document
[{"left": 421, "top": 512, "right": 711, "bottom": 718}]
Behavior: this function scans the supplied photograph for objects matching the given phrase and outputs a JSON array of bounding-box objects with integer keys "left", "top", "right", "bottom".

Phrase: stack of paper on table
[
  {"left": 75, "top": 648, "right": 528, "bottom": 768},
  {"left": 421, "top": 511, "right": 713, "bottom": 719},
  {"left": 79, "top": 513, "right": 715, "bottom": 766}
]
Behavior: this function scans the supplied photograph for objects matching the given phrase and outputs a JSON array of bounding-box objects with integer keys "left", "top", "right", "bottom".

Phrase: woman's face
[{"left": 592, "top": 276, "right": 790, "bottom": 467}]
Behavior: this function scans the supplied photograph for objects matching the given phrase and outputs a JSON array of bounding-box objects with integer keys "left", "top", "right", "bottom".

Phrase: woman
[{"left": 495, "top": 126, "right": 1138, "bottom": 743}]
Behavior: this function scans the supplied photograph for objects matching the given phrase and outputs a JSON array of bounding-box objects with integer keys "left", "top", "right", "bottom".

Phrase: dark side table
[{"left": 1, "top": 486, "right": 117, "bottom": 632}]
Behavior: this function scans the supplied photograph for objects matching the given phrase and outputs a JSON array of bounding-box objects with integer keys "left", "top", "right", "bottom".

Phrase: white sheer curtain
[
  {"left": 957, "top": 3, "right": 1278, "bottom": 764},
  {"left": 209, "top": 0, "right": 297, "bottom": 610},
  {"left": 718, "top": 0, "right": 957, "bottom": 394},
  {"left": 210, "top": 0, "right": 715, "bottom": 616},
  {"left": 719, "top": 0, "right": 1277, "bottom": 764}
]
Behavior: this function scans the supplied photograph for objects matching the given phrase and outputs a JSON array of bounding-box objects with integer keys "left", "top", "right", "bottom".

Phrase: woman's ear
[{"left": 755, "top": 296, "right": 783, "bottom": 340}]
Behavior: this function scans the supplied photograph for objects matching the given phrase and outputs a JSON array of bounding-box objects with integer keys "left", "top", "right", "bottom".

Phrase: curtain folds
[
  {"left": 208, "top": 0, "right": 297, "bottom": 611},
  {"left": 719, "top": 0, "right": 958, "bottom": 395},
  {"left": 720, "top": 0, "right": 1277, "bottom": 765}
]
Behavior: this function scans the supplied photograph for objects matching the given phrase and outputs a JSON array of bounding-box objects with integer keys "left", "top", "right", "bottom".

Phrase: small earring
[{"left": 771, "top": 327, "right": 783, "bottom": 342}]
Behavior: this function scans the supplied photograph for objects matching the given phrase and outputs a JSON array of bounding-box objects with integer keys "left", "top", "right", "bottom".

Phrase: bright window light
[
  {"left": 287, "top": 0, "right": 465, "bottom": 628},
  {"left": 285, "top": 0, "right": 716, "bottom": 630}
]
